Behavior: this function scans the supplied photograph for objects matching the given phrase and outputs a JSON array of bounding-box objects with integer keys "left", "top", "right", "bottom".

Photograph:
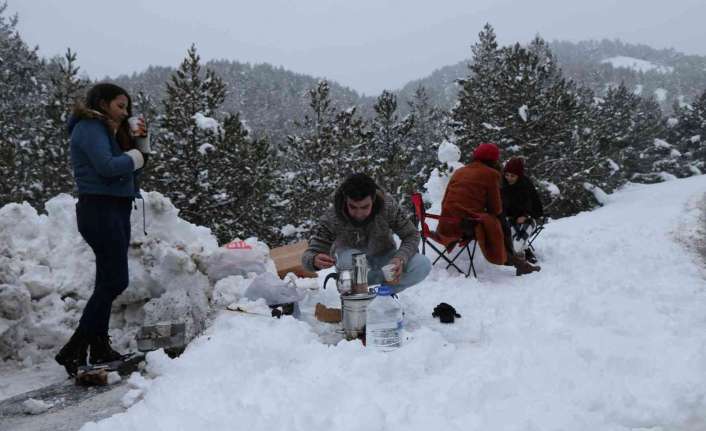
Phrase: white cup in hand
[
  {"left": 382, "top": 264, "right": 397, "bottom": 282},
  {"left": 128, "top": 115, "right": 146, "bottom": 137}
]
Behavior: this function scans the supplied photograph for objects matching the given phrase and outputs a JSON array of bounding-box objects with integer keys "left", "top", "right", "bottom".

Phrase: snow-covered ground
[{"left": 70, "top": 175, "right": 706, "bottom": 431}]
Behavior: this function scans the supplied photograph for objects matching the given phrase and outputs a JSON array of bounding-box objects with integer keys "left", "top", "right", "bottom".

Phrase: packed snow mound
[
  {"left": 81, "top": 175, "right": 706, "bottom": 431},
  {"left": 0, "top": 192, "right": 276, "bottom": 364}
]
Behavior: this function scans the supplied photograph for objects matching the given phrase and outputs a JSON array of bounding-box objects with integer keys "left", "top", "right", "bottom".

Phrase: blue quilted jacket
[{"left": 68, "top": 113, "right": 141, "bottom": 197}]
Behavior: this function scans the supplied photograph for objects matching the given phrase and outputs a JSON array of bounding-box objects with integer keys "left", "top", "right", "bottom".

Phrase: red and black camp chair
[{"left": 411, "top": 193, "right": 480, "bottom": 278}]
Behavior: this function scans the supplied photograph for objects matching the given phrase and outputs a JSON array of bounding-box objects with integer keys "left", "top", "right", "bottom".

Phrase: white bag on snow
[
  {"left": 202, "top": 239, "right": 276, "bottom": 281},
  {"left": 244, "top": 272, "right": 305, "bottom": 306}
]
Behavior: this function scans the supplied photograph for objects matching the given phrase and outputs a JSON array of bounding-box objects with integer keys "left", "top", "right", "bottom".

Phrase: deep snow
[
  {"left": 67, "top": 174, "right": 706, "bottom": 431},
  {"left": 0, "top": 190, "right": 283, "bottom": 413}
]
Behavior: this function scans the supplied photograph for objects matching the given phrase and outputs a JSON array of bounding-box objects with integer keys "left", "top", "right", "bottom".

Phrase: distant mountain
[
  {"left": 113, "top": 61, "right": 375, "bottom": 144},
  {"left": 113, "top": 39, "right": 706, "bottom": 145},
  {"left": 397, "top": 39, "right": 706, "bottom": 115}
]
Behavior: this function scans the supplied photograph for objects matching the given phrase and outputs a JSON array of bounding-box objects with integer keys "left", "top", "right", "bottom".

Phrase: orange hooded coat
[{"left": 437, "top": 161, "right": 507, "bottom": 265}]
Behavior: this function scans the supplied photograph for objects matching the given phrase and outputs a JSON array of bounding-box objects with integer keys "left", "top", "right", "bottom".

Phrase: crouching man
[{"left": 302, "top": 173, "right": 431, "bottom": 294}]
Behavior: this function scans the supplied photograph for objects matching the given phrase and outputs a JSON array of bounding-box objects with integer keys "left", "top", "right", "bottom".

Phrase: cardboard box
[{"left": 270, "top": 240, "right": 318, "bottom": 279}]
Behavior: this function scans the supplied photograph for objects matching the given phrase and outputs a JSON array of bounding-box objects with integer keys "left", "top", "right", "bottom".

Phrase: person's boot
[
  {"left": 508, "top": 254, "right": 541, "bottom": 276},
  {"left": 524, "top": 248, "right": 537, "bottom": 264},
  {"left": 55, "top": 328, "right": 89, "bottom": 377},
  {"left": 89, "top": 334, "right": 125, "bottom": 364}
]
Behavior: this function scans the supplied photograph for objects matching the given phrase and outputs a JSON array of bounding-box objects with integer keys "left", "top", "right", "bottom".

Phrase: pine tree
[
  {"left": 498, "top": 37, "right": 584, "bottom": 163},
  {"left": 668, "top": 89, "right": 706, "bottom": 175},
  {"left": 406, "top": 85, "right": 450, "bottom": 192},
  {"left": 282, "top": 80, "right": 370, "bottom": 236},
  {"left": 453, "top": 28, "right": 585, "bottom": 168},
  {"left": 0, "top": 2, "right": 50, "bottom": 206},
  {"left": 40, "top": 48, "right": 88, "bottom": 201},
  {"left": 148, "top": 44, "right": 226, "bottom": 227},
  {"left": 202, "top": 113, "right": 284, "bottom": 244},
  {"left": 452, "top": 23, "right": 503, "bottom": 157},
  {"left": 149, "top": 44, "right": 280, "bottom": 244},
  {"left": 368, "top": 90, "right": 414, "bottom": 203},
  {"left": 536, "top": 108, "right": 606, "bottom": 218},
  {"left": 586, "top": 84, "right": 665, "bottom": 187},
  {"left": 453, "top": 26, "right": 595, "bottom": 217}
]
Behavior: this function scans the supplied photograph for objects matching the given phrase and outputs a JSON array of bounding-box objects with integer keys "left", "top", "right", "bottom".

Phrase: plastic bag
[
  {"left": 244, "top": 272, "right": 305, "bottom": 306},
  {"left": 203, "top": 239, "right": 276, "bottom": 281}
]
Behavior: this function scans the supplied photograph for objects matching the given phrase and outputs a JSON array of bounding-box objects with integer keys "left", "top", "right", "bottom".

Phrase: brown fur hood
[
  {"left": 67, "top": 105, "right": 134, "bottom": 150},
  {"left": 67, "top": 105, "right": 109, "bottom": 134}
]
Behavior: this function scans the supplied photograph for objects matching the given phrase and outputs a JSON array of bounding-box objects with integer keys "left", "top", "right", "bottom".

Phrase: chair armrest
[{"left": 425, "top": 213, "right": 464, "bottom": 224}]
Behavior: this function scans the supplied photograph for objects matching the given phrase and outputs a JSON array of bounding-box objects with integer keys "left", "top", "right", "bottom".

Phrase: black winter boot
[
  {"left": 524, "top": 248, "right": 537, "bottom": 264},
  {"left": 89, "top": 335, "right": 125, "bottom": 364},
  {"left": 55, "top": 328, "right": 89, "bottom": 377},
  {"left": 508, "top": 254, "right": 541, "bottom": 276}
]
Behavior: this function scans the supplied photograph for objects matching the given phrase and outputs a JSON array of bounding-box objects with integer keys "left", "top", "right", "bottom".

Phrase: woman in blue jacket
[{"left": 55, "top": 83, "right": 148, "bottom": 376}]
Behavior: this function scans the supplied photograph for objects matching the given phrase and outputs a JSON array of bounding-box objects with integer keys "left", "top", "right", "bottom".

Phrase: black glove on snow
[{"left": 432, "top": 303, "right": 461, "bottom": 324}]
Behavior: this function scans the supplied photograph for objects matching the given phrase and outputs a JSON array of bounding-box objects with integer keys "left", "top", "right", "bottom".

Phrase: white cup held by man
[{"left": 382, "top": 264, "right": 397, "bottom": 282}]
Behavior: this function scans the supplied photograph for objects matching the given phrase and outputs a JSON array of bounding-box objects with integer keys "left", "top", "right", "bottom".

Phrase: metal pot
[
  {"left": 340, "top": 291, "right": 376, "bottom": 340},
  {"left": 136, "top": 321, "right": 186, "bottom": 354}
]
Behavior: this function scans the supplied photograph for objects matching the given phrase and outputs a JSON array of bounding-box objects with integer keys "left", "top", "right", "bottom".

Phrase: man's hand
[
  {"left": 386, "top": 257, "right": 404, "bottom": 284},
  {"left": 314, "top": 253, "right": 336, "bottom": 270},
  {"left": 516, "top": 216, "right": 527, "bottom": 225}
]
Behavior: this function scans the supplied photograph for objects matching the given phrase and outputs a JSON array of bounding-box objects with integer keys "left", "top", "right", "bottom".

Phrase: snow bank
[{"left": 0, "top": 192, "right": 276, "bottom": 365}]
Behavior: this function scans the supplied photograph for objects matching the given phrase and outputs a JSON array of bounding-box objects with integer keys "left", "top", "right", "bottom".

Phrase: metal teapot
[
  {"left": 323, "top": 268, "right": 353, "bottom": 294},
  {"left": 323, "top": 251, "right": 370, "bottom": 295},
  {"left": 351, "top": 252, "right": 369, "bottom": 294}
]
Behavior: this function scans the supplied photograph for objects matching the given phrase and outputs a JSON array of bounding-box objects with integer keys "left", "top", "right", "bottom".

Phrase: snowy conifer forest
[{"left": 1, "top": 5, "right": 705, "bottom": 246}]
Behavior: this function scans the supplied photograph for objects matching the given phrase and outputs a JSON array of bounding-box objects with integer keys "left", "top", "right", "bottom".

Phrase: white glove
[
  {"left": 125, "top": 149, "right": 144, "bottom": 170},
  {"left": 135, "top": 133, "right": 152, "bottom": 154}
]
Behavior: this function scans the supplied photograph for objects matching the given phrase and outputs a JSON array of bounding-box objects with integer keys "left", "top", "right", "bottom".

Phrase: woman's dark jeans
[{"left": 76, "top": 195, "right": 132, "bottom": 336}]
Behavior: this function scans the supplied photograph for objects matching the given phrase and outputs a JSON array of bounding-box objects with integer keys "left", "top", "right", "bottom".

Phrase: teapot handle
[{"left": 323, "top": 272, "right": 338, "bottom": 290}]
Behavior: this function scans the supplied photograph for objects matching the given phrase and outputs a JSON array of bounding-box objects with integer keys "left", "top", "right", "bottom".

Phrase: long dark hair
[{"left": 82, "top": 83, "right": 134, "bottom": 150}]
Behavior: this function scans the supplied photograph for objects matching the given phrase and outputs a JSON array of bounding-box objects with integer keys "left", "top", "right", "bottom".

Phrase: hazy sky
[{"left": 9, "top": 0, "right": 706, "bottom": 95}]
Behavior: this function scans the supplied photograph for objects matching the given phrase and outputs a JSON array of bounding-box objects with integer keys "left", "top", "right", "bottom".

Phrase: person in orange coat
[{"left": 437, "top": 143, "right": 540, "bottom": 276}]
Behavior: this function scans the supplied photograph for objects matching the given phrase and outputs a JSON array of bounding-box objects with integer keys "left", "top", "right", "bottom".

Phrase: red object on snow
[{"left": 225, "top": 240, "right": 253, "bottom": 250}]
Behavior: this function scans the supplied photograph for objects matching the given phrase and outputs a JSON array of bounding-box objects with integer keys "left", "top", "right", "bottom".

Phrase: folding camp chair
[
  {"left": 527, "top": 218, "right": 546, "bottom": 251},
  {"left": 411, "top": 193, "right": 480, "bottom": 278}
]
